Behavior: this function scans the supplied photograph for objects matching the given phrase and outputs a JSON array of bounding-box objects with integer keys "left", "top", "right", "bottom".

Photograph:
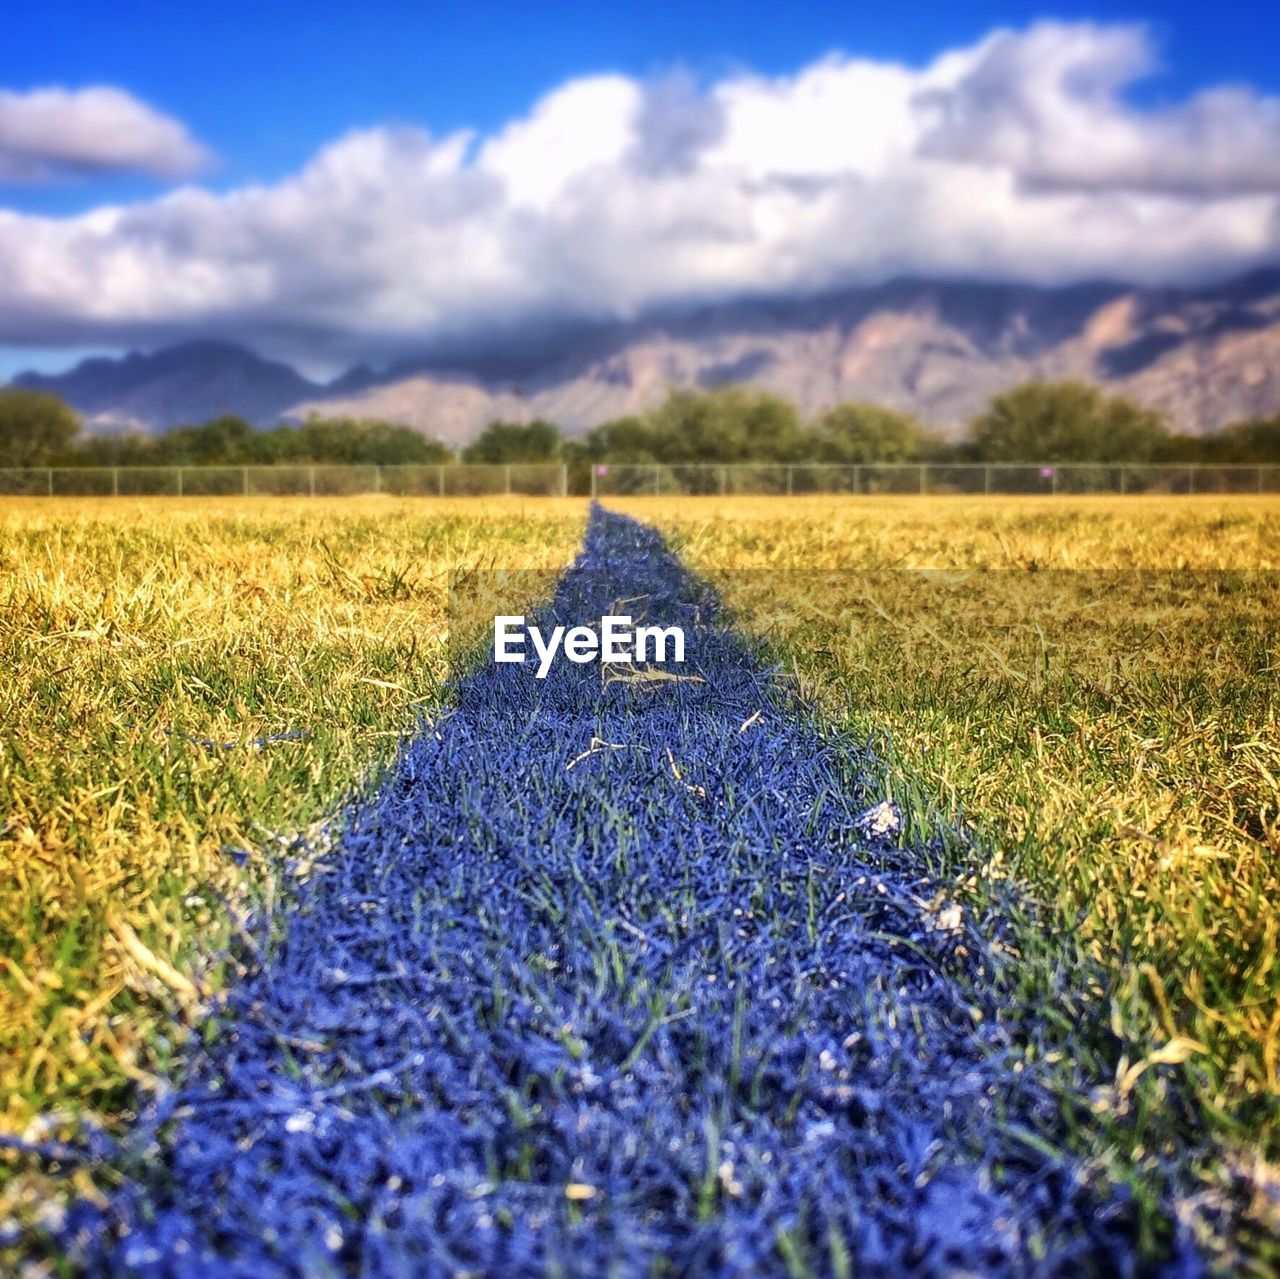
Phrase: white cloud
[
  {"left": 0, "top": 86, "right": 211, "bottom": 181},
  {"left": 0, "top": 23, "right": 1278, "bottom": 364},
  {"left": 477, "top": 75, "right": 638, "bottom": 210},
  {"left": 915, "top": 23, "right": 1280, "bottom": 196}
]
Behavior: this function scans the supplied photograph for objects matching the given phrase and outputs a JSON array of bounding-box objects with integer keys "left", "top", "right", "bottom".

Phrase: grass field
[
  {"left": 622, "top": 495, "right": 1280, "bottom": 1269},
  {"left": 3, "top": 494, "right": 1278, "bottom": 1270},
  {"left": 0, "top": 497, "right": 586, "bottom": 1147}
]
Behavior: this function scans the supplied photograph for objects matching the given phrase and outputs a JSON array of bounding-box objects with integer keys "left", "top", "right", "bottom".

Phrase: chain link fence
[
  {"left": 2, "top": 461, "right": 1278, "bottom": 498},
  {"left": 588, "top": 461, "right": 1280, "bottom": 497},
  {"left": 0, "top": 463, "right": 570, "bottom": 498}
]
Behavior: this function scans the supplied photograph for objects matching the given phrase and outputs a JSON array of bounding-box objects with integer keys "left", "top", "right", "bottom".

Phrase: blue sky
[
  {"left": 2, "top": 1, "right": 1279, "bottom": 377},
  {"left": 7, "top": 0, "right": 1278, "bottom": 216}
]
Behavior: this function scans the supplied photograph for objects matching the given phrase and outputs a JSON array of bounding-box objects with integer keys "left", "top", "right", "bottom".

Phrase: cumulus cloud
[
  {"left": 631, "top": 71, "right": 726, "bottom": 176},
  {"left": 0, "top": 86, "right": 211, "bottom": 181},
  {"left": 916, "top": 23, "right": 1280, "bottom": 196},
  {"left": 0, "top": 22, "right": 1278, "bottom": 364}
]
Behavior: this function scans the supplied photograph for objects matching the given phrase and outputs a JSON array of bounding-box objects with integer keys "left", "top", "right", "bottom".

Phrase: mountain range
[{"left": 11, "top": 268, "right": 1280, "bottom": 443}]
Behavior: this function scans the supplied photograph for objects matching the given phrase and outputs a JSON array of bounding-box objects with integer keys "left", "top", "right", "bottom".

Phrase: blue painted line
[{"left": 49, "top": 508, "right": 1170, "bottom": 1276}]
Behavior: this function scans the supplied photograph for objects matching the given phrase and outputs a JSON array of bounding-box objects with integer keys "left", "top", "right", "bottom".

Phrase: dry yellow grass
[
  {"left": 0, "top": 497, "right": 587, "bottom": 1139},
  {"left": 621, "top": 495, "right": 1280, "bottom": 1265},
  {"left": 613, "top": 493, "right": 1280, "bottom": 570},
  {"left": 5, "top": 492, "right": 1278, "bottom": 1267}
]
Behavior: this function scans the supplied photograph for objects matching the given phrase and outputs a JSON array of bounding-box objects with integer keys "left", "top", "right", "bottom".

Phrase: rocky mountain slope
[
  {"left": 12, "top": 340, "right": 323, "bottom": 433},
  {"left": 11, "top": 270, "right": 1280, "bottom": 440}
]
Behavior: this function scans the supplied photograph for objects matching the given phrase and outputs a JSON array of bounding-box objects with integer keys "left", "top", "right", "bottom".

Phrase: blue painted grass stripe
[{"left": 52, "top": 508, "right": 1165, "bottom": 1276}]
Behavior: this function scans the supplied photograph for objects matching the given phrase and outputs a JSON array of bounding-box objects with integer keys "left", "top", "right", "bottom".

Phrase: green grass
[{"left": 623, "top": 494, "right": 1280, "bottom": 1272}]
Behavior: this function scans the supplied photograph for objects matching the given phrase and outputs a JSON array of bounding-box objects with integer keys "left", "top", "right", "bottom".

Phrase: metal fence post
[
  {"left": 560, "top": 463, "right": 568, "bottom": 497},
  {"left": 504, "top": 464, "right": 512, "bottom": 496},
  {"left": 984, "top": 464, "right": 991, "bottom": 495},
  {"left": 653, "top": 463, "right": 660, "bottom": 496},
  {"left": 919, "top": 464, "right": 928, "bottom": 495},
  {"left": 1188, "top": 464, "right": 1195, "bottom": 495},
  {"left": 374, "top": 465, "right": 382, "bottom": 494},
  {"left": 308, "top": 465, "right": 316, "bottom": 497},
  {"left": 47, "top": 467, "right": 53, "bottom": 496},
  {"left": 720, "top": 465, "right": 728, "bottom": 496},
  {"left": 853, "top": 464, "right": 861, "bottom": 494},
  {"left": 177, "top": 466, "right": 184, "bottom": 497},
  {"left": 1120, "top": 465, "right": 1127, "bottom": 495},
  {"left": 242, "top": 466, "right": 249, "bottom": 497},
  {"left": 786, "top": 465, "right": 793, "bottom": 496},
  {"left": 112, "top": 467, "right": 119, "bottom": 497}
]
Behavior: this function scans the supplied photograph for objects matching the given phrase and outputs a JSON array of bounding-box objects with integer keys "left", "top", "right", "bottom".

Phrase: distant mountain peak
[
  {"left": 8, "top": 266, "right": 1280, "bottom": 438},
  {"left": 11, "top": 340, "right": 323, "bottom": 432}
]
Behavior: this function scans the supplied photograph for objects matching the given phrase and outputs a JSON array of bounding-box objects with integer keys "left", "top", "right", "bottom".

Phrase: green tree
[
  {"left": 289, "top": 416, "right": 451, "bottom": 464},
  {"left": 62, "top": 431, "right": 153, "bottom": 466},
  {"left": 573, "top": 415, "right": 658, "bottom": 463},
  {"left": 71, "top": 414, "right": 454, "bottom": 467},
  {"left": 968, "top": 381, "right": 1168, "bottom": 462},
  {"left": 250, "top": 424, "right": 307, "bottom": 463},
  {"left": 0, "top": 388, "right": 80, "bottom": 466},
  {"left": 356, "top": 420, "right": 451, "bottom": 465},
  {"left": 808, "top": 402, "right": 933, "bottom": 463},
  {"left": 1212, "top": 414, "right": 1280, "bottom": 464},
  {"left": 192, "top": 414, "right": 255, "bottom": 463},
  {"left": 643, "top": 387, "right": 805, "bottom": 462},
  {"left": 462, "top": 418, "right": 562, "bottom": 464},
  {"left": 146, "top": 415, "right": 257, "bottom": 465}
]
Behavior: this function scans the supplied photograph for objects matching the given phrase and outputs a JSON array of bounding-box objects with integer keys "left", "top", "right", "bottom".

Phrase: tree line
[
  {"left": 2, "top": 380, "right": 1279, "bottom": 469},
  {"left": 0, "top": 400, "right": 452, "bottom": 468}
]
